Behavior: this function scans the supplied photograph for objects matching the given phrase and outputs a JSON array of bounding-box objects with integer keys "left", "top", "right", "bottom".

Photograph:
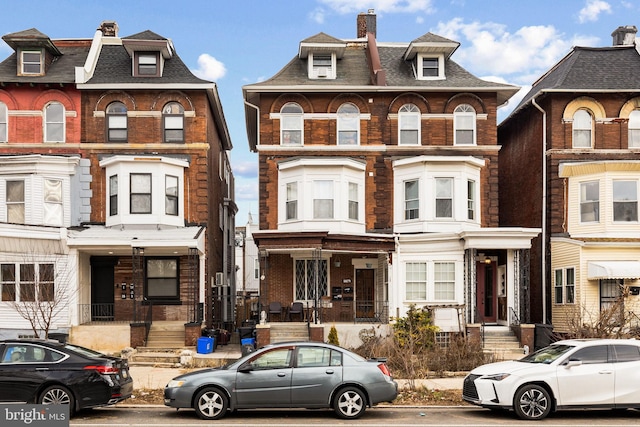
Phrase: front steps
[
  {"left": 269, "top": 323, "right": 309, "bottom": 343},
  {"left": 483, "top": 326, "right": 526, "bottom": 361},
  {"left": 143, "top": 321, "right": 185, "bottom": 349}
]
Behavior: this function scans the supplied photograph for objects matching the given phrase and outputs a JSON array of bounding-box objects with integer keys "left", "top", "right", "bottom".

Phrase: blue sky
[{"left": 1, "top": 0, "right": 637, "bottom": 225}]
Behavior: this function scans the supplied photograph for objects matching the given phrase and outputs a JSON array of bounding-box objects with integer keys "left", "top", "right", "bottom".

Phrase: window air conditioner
[
  {"left": 316, "top": 67, "right": 328, "bottom": 77},
  {"left": 215, "top": 272, "right": 224, "bottom": 286}
]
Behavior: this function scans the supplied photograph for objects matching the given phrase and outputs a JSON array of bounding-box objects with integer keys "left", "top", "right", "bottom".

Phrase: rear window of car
[
  {"left": 64, "top": 343, "right": 107, "bottom": 358},
  {"left": 613, "top": 345, "right": 640, "bottom": 362}
]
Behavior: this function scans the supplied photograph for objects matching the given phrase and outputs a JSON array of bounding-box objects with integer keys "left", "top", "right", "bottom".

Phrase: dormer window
[
  {"left": 309, "top": 53, "right": 335, "bottom": 79},
  {"left": 416, "top": 54, "right": 444, "bottom": 80},
  {"left": 135, "top": 52, "right": 159, "bottom": 77},
  {"left": 422, "top": 57, "right": 439, "bottom": 77},
  {"left": 20, "top": 50, "right": 43, "bottom": 75}
]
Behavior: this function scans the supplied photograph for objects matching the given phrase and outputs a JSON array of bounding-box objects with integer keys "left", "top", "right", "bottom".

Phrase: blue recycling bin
[
  {"left": 197, "top": 336, "right": 214, "bottom": 354},
  {"left": 241, "top": 337, "right": 256, "bottom": 348}
]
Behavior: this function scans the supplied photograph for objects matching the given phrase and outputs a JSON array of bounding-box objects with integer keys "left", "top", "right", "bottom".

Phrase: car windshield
[{"left": 520, "top": 344, "right": 575, "bottom": 364}]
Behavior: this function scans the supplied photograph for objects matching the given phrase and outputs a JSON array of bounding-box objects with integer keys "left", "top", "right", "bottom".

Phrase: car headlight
[
  {"left": 167, "top": 380, "right": 185, "bottom": 388},
  {"left": 483, "top": 373, "right": 511, "bottom": 381}
]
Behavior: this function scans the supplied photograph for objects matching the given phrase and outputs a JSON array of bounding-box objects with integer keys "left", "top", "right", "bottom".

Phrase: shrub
[{"left": 327, "top": 325, "right": 339, "bottom": 346}]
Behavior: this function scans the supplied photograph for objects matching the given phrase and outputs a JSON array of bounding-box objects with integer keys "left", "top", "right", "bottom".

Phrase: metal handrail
[{"left": 509, "top": 307, "right": 521, "bottom": 326}]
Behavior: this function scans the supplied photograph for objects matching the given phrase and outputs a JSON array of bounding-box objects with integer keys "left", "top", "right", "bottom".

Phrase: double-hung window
[
  {"left": 348, "top": 182, "right": 358, "bottom": 220},
  {"left": 20, "top": 50, "right": 42, "bottom": 74},
  {"left": 398, "top": 104, "right": 420, "bottom": 145},
  {"left": 613, "top": 180, "right": 638, "bottom": 222},
  {"left": 286, "top": 182, "right": 298, "bottom": 220},
  {"left": 404, "top": 179, "right": 419, "bottom": 220},
  {"left": 43, "top": 179, "right": 62, "bottom": 226},
  {"left": 130, "top": 173, "right": 152, "bottom": 214},
  {"left": 337, "top": 103, "right": 359, "bottom": 145},
  {"left": 573, "top": 109, "right": 592, "bottom": 148},
  {"left": 467, "top": 180, "right": 476, "bottom": 220},
  {"left": 313, "top": 180, "right": 334, "bottom": 219},
  {"left": 44, "top": 102, "right": 64, "bottom": 142},
  {"left": 106, "top": 102, "right": 127, "bottom": 142},
  {"left": 281, "top": 103, "right": 303, "bottom": 145},
  {"left": 405, "top": 262, "right": 427, "bottom": 300},
  {"left": 435, "top": 178, "right": 453, "bottom": 218},
  {"left": 454, "top": 104, "right": 475, "bottom": 145},
  {"left": 109, "top": 175, "right": 118, "bottom": 216},
  {"left": 434, "top": 262, "right": 455, "bottom": 300},
  {"left": 146, "top": 258, "right": 178, "bottom": 300},
  {"left": 0, "top": 102, "right": 7, "bottom": 142},
  {"left": 422, "top": 57, "right": 439, "bottom": 77},
  {"left": 311, "top": 53, "right": 333, "bottom": 79},
  {"left": 555, "top": 267, "right": 575, "bottom": 304},
  {"left": 0, "top": 264, "right": 16, "bottom": 301},
  {"left": 165, "top": 175, "right": 178, "bottom": 216},
  {"left": 136, "top": 52, "right": 159, "bottom": 76},
  {"left": 163, "top": 102, "right": 184, "bottom": 143},
  {"left": 580, "top": 181, "right": 599, "bottom": 222},
  {"left": 629, "top": 110, "right": 640, "bottom": 148},
  {"left": 6, "top": 180, "right": 25, "bottom": 224}
]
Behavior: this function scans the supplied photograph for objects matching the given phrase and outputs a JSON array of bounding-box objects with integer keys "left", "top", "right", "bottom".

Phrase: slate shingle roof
[{"left": 0, "top": 45, "right": 89, "bottom": 84}]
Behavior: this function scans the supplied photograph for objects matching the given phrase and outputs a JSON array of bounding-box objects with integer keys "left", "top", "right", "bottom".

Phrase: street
[{"left": 69, "top": 405, "right": 640, "bottom": 426}]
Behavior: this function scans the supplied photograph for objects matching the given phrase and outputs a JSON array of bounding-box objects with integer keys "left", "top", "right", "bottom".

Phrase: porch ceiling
[{"left": 588, "top": 261, "right": 640, "bottom": 280}]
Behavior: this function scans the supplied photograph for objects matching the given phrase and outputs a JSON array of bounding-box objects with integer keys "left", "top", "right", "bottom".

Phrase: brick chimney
[
  {"left": 611, "top": 25, "right": 637, "bottom": 46},
  {"left": 99, "top": 21, "right": 118, "bottom": 37},
  {"left": 357, "top": 9, "right": 376, "bottom": 38}
]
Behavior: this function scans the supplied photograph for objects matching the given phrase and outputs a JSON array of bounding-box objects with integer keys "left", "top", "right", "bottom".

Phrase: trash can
[
  {"left": 534, "top": 323, "right": 553, "bottom": 350},
  {"left": 238, "top": 326, "right": 255, "bottom": 340},
  {"left": 197, "top": 336, "right": 214, "bottom": 354},
  {"left": 241, "top": 337, "right": 256, "bottom": 348}
]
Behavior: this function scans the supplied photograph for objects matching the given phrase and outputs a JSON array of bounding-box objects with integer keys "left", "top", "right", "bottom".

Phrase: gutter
[{"left": 531, "top": 95, "right": 547, "bottom": 323}]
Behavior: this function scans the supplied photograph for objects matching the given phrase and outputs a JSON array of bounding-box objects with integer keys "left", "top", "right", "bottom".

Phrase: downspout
[
  {"left": 531, "top": 95, "right": 547, "bottom": 323},
  {"left": 244, "top": 100, "right": 260, "bottom": 148}
]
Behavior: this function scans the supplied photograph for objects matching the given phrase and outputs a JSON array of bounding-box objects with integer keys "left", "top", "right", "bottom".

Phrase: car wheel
[
  {"left": 513, "top": 384, "right": 552, "bottom": 420},
  {"left": 333, "top": 386, "right": 366, "bottom": 419},
  {"left": 194, "top": 387, "right": 228, "bottom": 420},
  {"left": 39, "top": 385, "right": 75, "bottom": 414}
]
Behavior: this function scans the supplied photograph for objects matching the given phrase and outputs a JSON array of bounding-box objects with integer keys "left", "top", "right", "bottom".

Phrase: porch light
[
  {"left": 484, "top": 256, "right": 492, "bottom": 264},
  {"left": 334, "top": 258, "right": 341, "bottom": 268}
]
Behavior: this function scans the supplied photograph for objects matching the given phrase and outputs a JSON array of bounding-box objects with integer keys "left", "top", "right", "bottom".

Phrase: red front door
[{"left": 476, "top": 261, "right": 496, "bottom": 323}]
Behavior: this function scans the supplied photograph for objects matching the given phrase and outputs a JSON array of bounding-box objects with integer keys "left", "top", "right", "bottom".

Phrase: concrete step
[{"left": 269, "top": 323, "right": 309, "bottom": 343}]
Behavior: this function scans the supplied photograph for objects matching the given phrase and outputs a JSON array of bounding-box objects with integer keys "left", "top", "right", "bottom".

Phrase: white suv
[{"left": 463, "top": 338, "right": 640, "bottom": 420}]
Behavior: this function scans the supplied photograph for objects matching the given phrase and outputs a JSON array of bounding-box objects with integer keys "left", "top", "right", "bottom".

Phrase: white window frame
[
  {"left": 629, "top": 110, "right": 640, "bottom": 148},
  {"left": 313, "top": 180, "right": 334, "bottom": 219},
  {"left": 454, "top": 104, "right": 476, "bottom": 145},
  {"left": 405, "top": 262, "right": 427, "bottom": 300},
  {"left": 309, "top": 52, "right": 335, "bottom": 79},
  {"left": 0, "top": 101, "right": 7, "bottom": 142},
  {"left": 109, "top": 175, "right": 118, "bottom": 216},
  {"left": 613, "top": 180, "right": 638, "bottom": 222},
  {"left": 136, "top": 52, "right": 159, "bottom": 77},
  {"left": 404, "top": 179, "right": 419, "bottom": 220},
  {"left": 163, "top": 102, "right": 184, "bottom": 143},
  {"left": 572, "top": 109, "right": 592, "bottom": 148},
  {"left": 416, "top": 53, "right": 445, "bottom": 80},
  {"left": 165, "top": 175, "right": 178, "bottom": 216},
  {"left": 286, "top": 182, "right": 298, "bottom": 220},
  {"left": 348, "top": 182, "right": 358, "bottom": 221},
  {"left": 398, "top": 104, "right": 420, "bottom": 145},
  {"left": 435, "top": 177, "right": 453, "bottom": 219},
  {"left": 43, "top": 178, "right": 62, "bottom": 226},
  {"left": 6, "top": 180, "right": 25, "bottom": 224},
  {"left": 337, "top": 103, "right": 360, "bottom": 145},
  {"left": 434, "top": 262, "right": 455, "bottom": 301},
  {"left": 44, "top": 102, "right": 65, "bottom": 143},
  {"left": 20, "top": 50, "right": 42, "bottom": 75},
  {"left": 580, "top": 180, "right": 599, "bottom": 223},
  {"left": 554, "top": 267, "right": 575, "bottom": 304},
  {"left": 106, "top": 101, "right": 127, "bottom": 142},
  {"left": 467, "top": 179, "right": 476, "bottom": 221},
  {"left": 280, "top": 103, "right": 303, "bottom": 145}
]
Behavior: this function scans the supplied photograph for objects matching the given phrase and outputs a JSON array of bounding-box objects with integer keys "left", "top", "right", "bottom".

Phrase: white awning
[{"left": 587, "top": 261, "right": 640, "bottom": 280}]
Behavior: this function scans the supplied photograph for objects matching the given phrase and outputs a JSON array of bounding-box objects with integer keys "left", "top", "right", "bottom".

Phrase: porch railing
[{"left": 78, "top": 303, "right": 154, "bottom": 324}]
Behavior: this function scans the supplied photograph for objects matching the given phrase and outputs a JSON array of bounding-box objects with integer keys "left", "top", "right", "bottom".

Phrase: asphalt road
[{"left": 69, "top": 405, "right": 640, "bottom": 426}]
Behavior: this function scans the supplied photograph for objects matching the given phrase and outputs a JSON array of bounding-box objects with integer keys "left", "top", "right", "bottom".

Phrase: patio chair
[
  {"left": 289, "top": 302, "right": 304, "bottom": 321},
  {"left": 268, "top": 301, "right": 283, "bottom": 321}
]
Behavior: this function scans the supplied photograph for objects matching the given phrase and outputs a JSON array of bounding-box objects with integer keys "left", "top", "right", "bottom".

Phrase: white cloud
[
  {"left": 577, "top": 0, "right": 612, "bottom": 23},
  {"left": 309, "top": 7, "right": 326, "bottom": 24},
  {"left": 192, "top": 53, "right": 226, "bottom": 81},
  {"left": 318, "top": 0, "right": 435, "bottom": 14}
]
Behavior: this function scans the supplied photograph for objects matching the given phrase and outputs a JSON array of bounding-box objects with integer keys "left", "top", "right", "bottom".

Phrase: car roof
[
  {"left": 0, "top": 339, "right": 65, "bottom": 348},
  {"left": 552, "top": 338, "right": 640, "bottom": 347}
]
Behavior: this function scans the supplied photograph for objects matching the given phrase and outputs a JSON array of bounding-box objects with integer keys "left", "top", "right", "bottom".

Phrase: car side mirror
[
  {"left": 238, "top": 364, "right": 253, "bottom": 373},
  {"left": 565, "top": 359, "right": 582, "bottom": 368}
]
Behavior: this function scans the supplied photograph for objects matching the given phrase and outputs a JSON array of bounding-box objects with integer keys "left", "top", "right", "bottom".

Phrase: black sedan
[
  {"left": 0, "top": 339, "right": 133, "bottom": 415},
  {"left": 164, "top": 341, "right": 398, "bottom": 420}
]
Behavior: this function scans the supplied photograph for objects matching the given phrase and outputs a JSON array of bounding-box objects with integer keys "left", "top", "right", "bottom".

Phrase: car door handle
[
  {"left": 36, "top": 367, "right": 49, "bottom": 371},
  {"left": 598, "top": 370, "right": 613, "bottom": 374},
  {"left": 325, "top": 369, "right": 334, "bottom": 374},
  {"left": 277, "top": 372, "right": 286, "bottom": 377}
]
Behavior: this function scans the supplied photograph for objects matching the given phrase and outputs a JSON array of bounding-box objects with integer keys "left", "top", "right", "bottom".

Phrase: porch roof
[
  {"left": 252, "top": 231, "right": 395, "bottom": 253},
  {"left": 587, "top": 261, "right": 640, "bottom": 280}
]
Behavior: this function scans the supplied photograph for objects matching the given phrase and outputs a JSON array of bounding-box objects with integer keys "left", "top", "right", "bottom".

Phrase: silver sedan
[{"left": 164, "top": 341, "right": 398, "bottom": 420}]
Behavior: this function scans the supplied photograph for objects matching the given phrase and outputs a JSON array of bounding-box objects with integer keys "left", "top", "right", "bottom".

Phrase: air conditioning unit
[
  {"left": 215, "top": 272, "right": 224, "bottom": 286},
  {"left": 316, "top": 67, "right": 328, "bottom": 77}
]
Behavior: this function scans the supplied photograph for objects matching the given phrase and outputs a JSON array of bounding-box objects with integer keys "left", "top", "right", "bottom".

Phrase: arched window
[
  {"left": 280, "top": 103, "right": 303, "bottom": 145},
  {"left": 106, "top": 102, "right": 127, "bottom": 142},
  {"left": 0, "top": 101, "right": 7, "bottom": 142},
  {"left": 454, "top": 104, "right": 475, "bottom": 145},
  {"left": 337, "top": 103, "right": 359, "bottom": 145},
  {"left": 629, "top": 110, "right": 640, "bottom": 148},
  {"left": 163, "top": 102, "right": 184, "bottom": 143},
  {"left": 572, "top": 109, "right": 592, "bottom": 148},
  {"left": 399, "top": 104, "right": 420, "bottom": 145},
  {"left": 44, "top": 102, "right": 64, "bottom": 142}
]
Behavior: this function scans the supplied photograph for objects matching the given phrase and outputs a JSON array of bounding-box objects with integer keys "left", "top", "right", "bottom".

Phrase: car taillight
[
  {"left": 377, "top": 363, "right": 391, "bottom": 377},
  {"left": 84, "top": 365, "right": 119, "bottom": 375}
]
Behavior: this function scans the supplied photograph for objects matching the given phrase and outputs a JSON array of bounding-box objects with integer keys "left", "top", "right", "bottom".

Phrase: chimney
[
  {"left": 99, "top": 21, "right": 118, "bottom": 37},
  {"left": 611, "top": 25, "right": 637, "bottom": 46},
  {"left": 357, "top": 9, "right": 376, "bottom": 38}
]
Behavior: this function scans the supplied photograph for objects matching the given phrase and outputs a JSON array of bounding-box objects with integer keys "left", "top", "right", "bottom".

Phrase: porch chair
[
  {"left": 289, "top": 302, "right": 304, "bottom": 322},
  {"left": 268, "top": 301, "right": 283, "bottom": 321}
]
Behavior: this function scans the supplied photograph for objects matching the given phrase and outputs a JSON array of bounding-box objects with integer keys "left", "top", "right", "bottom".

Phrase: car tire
[
  {"left": 194, "top": 387, "right": 229, "bottom": 420},
  {"left": 513, "top": 384, "right": 552, "bottom": 421},
  {"left": 39, "top": 385, "right": 75, "bottom": 414},
  {"left": 333, "top": 386, "right": 366, "bottom": 419}
]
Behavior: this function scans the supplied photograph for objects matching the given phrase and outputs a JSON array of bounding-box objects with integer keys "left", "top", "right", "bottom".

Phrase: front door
[
  {"left": 90, "top": 257, "right": 117, "bottom": 321},
  {"left": 476, "top": 261, "right": 496, "bottom": 323},
  {"left": 355, "top": 269, "right": 374, "bottom": 319}
]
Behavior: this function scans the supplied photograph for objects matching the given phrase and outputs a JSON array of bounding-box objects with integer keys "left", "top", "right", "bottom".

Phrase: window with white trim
[
  {"left": 337, "top": 103, "right": 359, "bottom": 145},
  {"left": 434, "top": 262, "right": 455, "bottom": 300},
  {"left": 0, "top": 264, "right": 16, "bottom": 301},
  {"left": 415, "top": 54, "right": 444, "bottom": 79},
  {"left": 163, "top": 102, "right": 184, "bottom": 143},
  {"left": 281, "top": 103, "right": 303, "bottom": 145},
  {"left": 109, "top": 175, "right": 118, "bottom": 216},
  {"left": 454, "top": 104, "right": 475, "bottom": 145},
  {"left": 20, "top": 50, "right": 42, "bottom": 75},
  {"left": 7, "top": 263, "right": 55, "bottom": 303},
  {"left": 613, "top": 180, "right": 638, "bottom": 222},
  {"left": 435, "top": 178, "right": 453, "bottom": 218},
  {"left": 6, "top": 180, "right": 25, "bottom": 224},
  {"left": 422, "top": 57, "right": 438, "bottom": 77},
  {"left": 313, "top": 180, "right": 333, "bottom": 219},
  {"left": 165, "top": 175, "right": 178, "bottom": 216},
  {"left": 573, "top": 109, "right": 592, "bottom": 148},
  {"left": 405, "top": 262, "right": 427, "bottom": 300},
  {"left": 399, "top": 104, "right": 420, "bottom": 145},
  {"left": 0, "top": 102, "right": 7, "bottom": 142},
  {"left": 44, "top": 102, "right": 64, "bottom": 143},
  {"left": 136, "top": 52, "right": 159, "bottom": 77},
  {"left": 43, "top": 179, "right": 62, "bottom": 226},
  {"left": 348, "top": 182, "right": 358, "bottom": 220},
  {"left": 286, "top": 182, "right": 297, "bottom": 220},
  {"left": 130, "top": 173, "right": 151, "bottom": 214},
  {"left": 310, "top": 53, "right": 334, "bottom": 79},
  {"left": 106, "top": 102, "right": 127, "bottom": 142},
  {"left": 629, "top": 110, "right": 640, "bottom": 148},
  {"left": 554, "top": 267, "right": 575, "bottom": 304},
  {"left": 467, "top": 179, "right": 476, "bottom": 220},
  {"left": 580, "top": 181, "right": 599, "bottom": 222},
  {"left": 404, "top": 179, "right": 419, "bottom": 220}
]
